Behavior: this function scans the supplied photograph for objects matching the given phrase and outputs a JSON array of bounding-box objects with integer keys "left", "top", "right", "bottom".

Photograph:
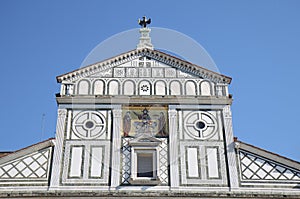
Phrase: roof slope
[
  {"left": 0, "top": 138, "right": 55, "bottom": 163},
  {"left": 235, "top": 138, "right": 300, "bottom": 170}
]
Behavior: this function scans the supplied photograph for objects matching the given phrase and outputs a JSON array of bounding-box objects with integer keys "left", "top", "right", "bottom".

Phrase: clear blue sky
[{"left": 0, "top": 0, "right": 299, "bottom": 161}]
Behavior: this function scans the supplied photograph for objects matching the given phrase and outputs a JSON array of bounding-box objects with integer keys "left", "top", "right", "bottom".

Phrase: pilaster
[
  {"left": 223, "top": 105, "right": 239, "bottom": 189},
  {"left": 168, "top": 108, "right": 179, "bottom": 189},
  {"left": 49, "top": 109, "right": 68, "bottom": 189},
  {"left": 110, "top": 106, "right": 122, "bottom": 189}
]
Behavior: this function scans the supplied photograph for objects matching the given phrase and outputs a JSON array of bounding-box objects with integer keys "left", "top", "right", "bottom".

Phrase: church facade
[{"left": 0, "top": 20, "right": 300, "bottom": 198}]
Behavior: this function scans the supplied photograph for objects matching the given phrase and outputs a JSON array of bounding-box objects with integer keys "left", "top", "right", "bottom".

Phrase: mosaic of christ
[{"left": 121, "top": 106, "right": 169, "bottom": 137}]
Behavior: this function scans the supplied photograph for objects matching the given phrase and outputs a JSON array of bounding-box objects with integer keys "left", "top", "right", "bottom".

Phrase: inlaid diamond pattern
[
  {"left": 121, "top": 138, "right": 131, "bottom": 184},
  {"left": 158, "top": 138, "right": 168, "bottom": 184},
  {"left": 121, "top": 138, "right": 169, "bottom": 185},
  {"left": 240, "top": 150, "right": 300, "bottom": 181},
  {"left": 0, "top": 148, "right": 51, "bottom": 179}
]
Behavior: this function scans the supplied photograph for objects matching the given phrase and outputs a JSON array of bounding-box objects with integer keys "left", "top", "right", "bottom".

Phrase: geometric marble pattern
[
  {"left": 0, "top": 147, "right": 51, "bottom": 179},
  {"left": 158, "top": 138, "right": 168, "bottom": 185},
  {"left": 184, "top": 111, "right": 217, "bottom": 140},
  {"left": 121, "top": 138, "right": 131, "bottom": 185},
  {"left": 240, "top": 150, "right": 300, "bottom": 181},
  {"left": 72, "top": 111, "right": 106, "bottom": 139},
  {"left": 121, "top": 137, "right": 169, "bottom": 185}
]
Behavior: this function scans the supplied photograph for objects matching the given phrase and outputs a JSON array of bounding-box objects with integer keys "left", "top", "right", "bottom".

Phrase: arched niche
[
  {"left": 200, "top": 81, "right": 212, "bottom": 96},
  {"left": 185, "top": 81, "right": 197, "bottom": 95},
  {"left": 108, "top": 80, "right": 120, "bottom": 95},
  {"left": 77, "top": 80, "right": 90, "bottom": 95},
  {"left": 138, "top": 80, "right": 152, "bottom": 95},
  {"left": 154, "top": 81, "right": 167, "bottom": 95},
  {"left": 169, "top": 80, "right": 182, "bottom": 95},
  {"left": 93, "top": 80, "right": 105, "bottom": 95},
  {"left": 123, "top": 80, "right": 136, "bottom": 95}
]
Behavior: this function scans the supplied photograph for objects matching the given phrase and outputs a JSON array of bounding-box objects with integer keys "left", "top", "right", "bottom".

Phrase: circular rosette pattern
[
  {"left": 72, "top": 111, "right": 106, "bottom": 139},
  {"left": 184, "top": 111, "right": 217, "bottom": 140}
]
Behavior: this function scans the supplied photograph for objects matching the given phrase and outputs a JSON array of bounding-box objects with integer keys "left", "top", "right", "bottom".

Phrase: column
[
  {"left": 110, "top": 106, "right": 122, "bottom": 189},
  {"left": 49, "top": 109, "right": 68, "bottom": 189},
  {"left": 168, "top": 108, "right": 179, "bottom": 189}
]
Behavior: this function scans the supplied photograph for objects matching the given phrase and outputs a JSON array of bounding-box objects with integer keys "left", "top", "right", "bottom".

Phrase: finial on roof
[{"left": 137, "top": 16, "right": 154, "bottom": 50}]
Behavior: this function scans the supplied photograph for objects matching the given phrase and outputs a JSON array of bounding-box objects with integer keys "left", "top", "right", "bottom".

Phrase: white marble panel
[
  {"left": 90, "top": 147, "right": 102, "bottom": 178},
  {"left": 207, "top": 148, "right": 219, "bottom": 178},
  {"left": 187, "top": 148, "right": 199, "bottom": 178},
  {"left": 69, "top": 147, "right": 83, "bottom": 177}
]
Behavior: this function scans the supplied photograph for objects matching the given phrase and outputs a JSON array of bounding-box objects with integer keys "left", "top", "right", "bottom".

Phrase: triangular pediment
[
  {"left": 57, "top": 48, "right": 231, "bottom": 84},
  {"left": 129, "top": 134, "right": 161, "bottom": 146}
]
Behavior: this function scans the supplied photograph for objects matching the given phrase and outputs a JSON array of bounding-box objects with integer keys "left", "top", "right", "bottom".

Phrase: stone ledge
[
  {"left": 1, "top": 190, "right": 300, "bottom": 198},
  {"left": 128, "top": 178, "right": 161, "bottom": 186}
]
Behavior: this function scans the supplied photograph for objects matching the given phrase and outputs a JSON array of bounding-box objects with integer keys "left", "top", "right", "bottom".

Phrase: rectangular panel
[
  {"left": 69, "top": 146, "right": 83, "bottom": 178},
  {"left": 207, "top": 147, "right": 219, "bottom": 178},
  {"left": 90, "top": 147, "right": 103, "bottom": 178},
  {"left": 187, "top": 147, "right": 199, "bottom": 178}
]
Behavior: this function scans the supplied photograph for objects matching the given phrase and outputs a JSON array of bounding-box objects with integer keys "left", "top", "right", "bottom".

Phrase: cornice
[{"left": 56, "top": 95, "right": 233, "bottom": 105}]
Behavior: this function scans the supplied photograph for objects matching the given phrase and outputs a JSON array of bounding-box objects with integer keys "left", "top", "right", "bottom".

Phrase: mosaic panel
[
  {"left": 121, "top": 106, "right": 169, "bottom": 137},
  {"left": 240, "top": 150, "right": 300, "bottom": 181}
]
